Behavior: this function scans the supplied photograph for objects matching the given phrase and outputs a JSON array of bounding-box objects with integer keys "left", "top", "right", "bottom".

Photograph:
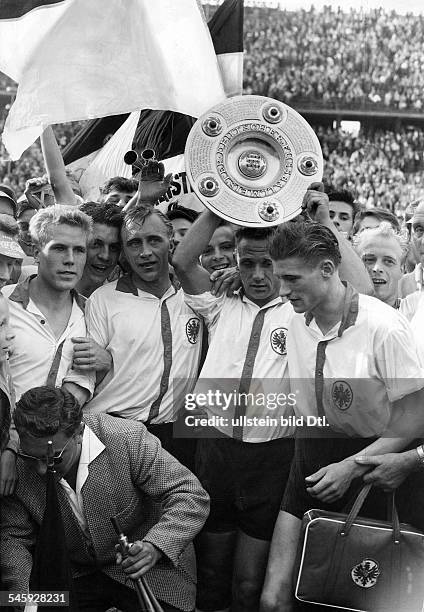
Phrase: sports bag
[{"left": 295, "top": 484, "right": 424, "bottom": 611}]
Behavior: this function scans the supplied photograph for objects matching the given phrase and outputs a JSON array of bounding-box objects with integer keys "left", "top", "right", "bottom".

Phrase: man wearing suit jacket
[{"left": 0, "top": 386, "right": 209, "bottom": 612}]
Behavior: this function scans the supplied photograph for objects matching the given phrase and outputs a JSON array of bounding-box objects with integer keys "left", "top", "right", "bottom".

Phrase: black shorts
[
  {"left": 195, "top": 436, "right": 294, "bottom": 540},
  {"left": 281, "top": 435, "right": 424, "bottom": 530}
]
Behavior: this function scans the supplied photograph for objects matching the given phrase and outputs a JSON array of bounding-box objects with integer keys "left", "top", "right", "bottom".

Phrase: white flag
[{"left": 0, "top": 0, "right": 226, "bottom": 160}]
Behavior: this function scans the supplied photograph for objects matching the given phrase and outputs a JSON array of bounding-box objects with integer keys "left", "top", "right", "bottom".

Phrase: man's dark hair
[
  {"left": 270, "top": 220, "right": 341, "bottom": 267},
  {"left": 353, "top": 207, "right": 400, "bottom": 234},
  {"left": 15, "top": 387, "right": 82, "bottom": 438},
  {"left": 327, "top": 188, "right": 360, "bottom": 218},
  {"left": 101, "top": 177, "right": 138, "bottom": 196},
  {"left": 80, "top": 201, "right": 123, "bottom": 231},
  {"left": 235, "top": 226, "right": 275, "bottom": 247}
]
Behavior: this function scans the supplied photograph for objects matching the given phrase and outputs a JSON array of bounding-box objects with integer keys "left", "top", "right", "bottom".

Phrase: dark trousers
[{"left": 74, "top": 571, "right": 185, "bottom": 612}]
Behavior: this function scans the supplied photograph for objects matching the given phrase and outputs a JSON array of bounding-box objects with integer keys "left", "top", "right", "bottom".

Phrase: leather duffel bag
[{"left": 295, "top": 484, "right": 424, "bottom": 611}]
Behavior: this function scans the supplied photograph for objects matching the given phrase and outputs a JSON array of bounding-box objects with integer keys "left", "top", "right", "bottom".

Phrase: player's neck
[{"left": 312, "top": 280, "right": 347, "bottom": 336}]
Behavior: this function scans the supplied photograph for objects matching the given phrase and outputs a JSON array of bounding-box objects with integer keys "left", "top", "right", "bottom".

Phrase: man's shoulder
[
  {"left": 89, "top": 280, "right": 120, "bottom": 301},
  {"left": 358, "top": 293, "right": 410, "bottom": 330},
  {"left": 83, "top": 413, "right": 147, "bottom": 442}
]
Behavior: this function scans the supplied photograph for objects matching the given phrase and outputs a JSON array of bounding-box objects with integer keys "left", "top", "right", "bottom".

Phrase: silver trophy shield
[{"left": 184, "top": 95, "right": 324, "bottom": 227}]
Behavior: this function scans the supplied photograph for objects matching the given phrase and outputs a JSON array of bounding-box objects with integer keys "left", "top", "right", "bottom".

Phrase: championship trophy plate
[{"left": 185, "top": 95, "right": 323, "bottom": 227}]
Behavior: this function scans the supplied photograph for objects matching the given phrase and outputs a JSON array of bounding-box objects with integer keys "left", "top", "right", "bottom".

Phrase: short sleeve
[
  {"left": 374, "top": 313, "right": 424, "bottom": 402},
  {"left": 184, "top": 291, "right": 226, "bottom": 330}
]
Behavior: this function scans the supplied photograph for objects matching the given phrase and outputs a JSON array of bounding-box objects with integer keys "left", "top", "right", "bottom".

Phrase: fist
[
  {"left": 301, "top": 182, "right": 330, "bottom": 224},
  {"left": 115, "top": 540, "right": 162, "bottom": 579}
]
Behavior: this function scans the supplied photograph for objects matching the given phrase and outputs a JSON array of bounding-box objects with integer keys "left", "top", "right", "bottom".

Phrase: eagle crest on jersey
[
  {"left": 270, "top": 328, "right": 287, "bottom": 355},
  {"left": 331, "top": 380, "right": 353, "bottom": 411},
  {"left": 186, "top": 318, "right": 200, "bottom": 344}
]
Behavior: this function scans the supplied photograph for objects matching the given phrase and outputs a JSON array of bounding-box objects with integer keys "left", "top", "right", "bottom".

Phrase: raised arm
[
  {"left": 172, "top": 208, "right": 222, "bottom": 294},
  {"left": 303, "top": 183, "right": 373, "bottom": 295},
  {"left": 41, "top": 126, "right": 78, "bottom": 206}
]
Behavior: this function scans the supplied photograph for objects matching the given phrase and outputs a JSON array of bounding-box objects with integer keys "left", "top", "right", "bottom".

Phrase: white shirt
[
  {"left": 2, "top": 277, "right": 94, "bottom": 402},
  {"left": 402, "top": 292, "right": 424, "bottom": 366},
  {"left": 59, "top": 425, "right": 105, "bottom": 539},
  {"left": 184, "top": 291, "right": 295, "bottom": 442},
  {"left": 287, "top": 285, "right": 424, "bottom": 437},
  {"left": 84, "top": 276, "right": 202, "bottom": 423}
]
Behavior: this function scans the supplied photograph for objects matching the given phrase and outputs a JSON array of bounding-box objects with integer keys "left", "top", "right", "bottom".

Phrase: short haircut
[
  {"left": 101, "top": 176, "right": 138, "bottom": 196},
  {"left": 30, "top": 205, "right": 93, "bottom": 247},
  {"left": 122, "top": 207, "right": 173, "bottom": 240},
  {"left": 235, "top": 226, "right": 274, "bottom": 247},
  {"left": 15, "top": 387, "right": 82, "bottom": 438},
  {"left": 353, "top": 207, "right": 400, "bottom": 234},
  {"left": 270, "top": 220, "right": 342, "bottom": 267},
  {"left": 80, "top": 201, "right": 123, "bottom": 231},
  {"left": 353, "top": 221, "right": 408, "bottom": 257},
  {"left": 0, "top": 214, "right": 19, "bottom": 238},
  {"left": 327, "top": 188, "right": 360, "bottom": 218}
]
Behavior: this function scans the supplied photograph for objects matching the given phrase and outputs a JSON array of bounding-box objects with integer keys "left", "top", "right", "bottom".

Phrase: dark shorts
[
  {"left": 282, "top": 435, "right": 424, "bottom": 530},
  {"left": 195, "top": 436, "right": 294, "bottom": 540}
]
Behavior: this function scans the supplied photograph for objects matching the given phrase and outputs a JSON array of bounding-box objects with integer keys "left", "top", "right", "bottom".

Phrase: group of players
[{"left": 0, "top": 157, "right": 424, "bottom": 612}]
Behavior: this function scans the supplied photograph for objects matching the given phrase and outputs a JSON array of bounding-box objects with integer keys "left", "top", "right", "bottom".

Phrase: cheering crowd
[
  {"left": 244, "top": 5, "right": 424, "bottom": 111},
  {"left": 1, "top": 3, "right": 424, "bottom": 611},
  {"left": 0, "top": 142, "right": 423, "bottom": 612}
]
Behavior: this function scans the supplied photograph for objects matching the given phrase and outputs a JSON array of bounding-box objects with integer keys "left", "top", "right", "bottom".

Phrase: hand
[
  {"left": 0, "top": 449, "right": 17, "bottom": 496},
  {"left": 24, "top": 177, "right": 51, "bottom": 210},
  {"left": 123, "top": 160, "right": 173, "bottom": 212},
  {"left": 355, "top": 453, "right": 416, "bottom": 490},
  {"left": 115, "top": 540, "right": 162, "bottom": 579},
  {"left": 260, "top": 590, "right": 294, "bottom": 612},
  {"left": 305, "top": 459, "right": 360, "bottom": 503},
  {"left": 210, "top": 266, "right": 241, "bottom": 296},
  {"left": 71, "top": 337, "right": 112, "bottom": 373},
  {"left": 301, "top": 182, "right": 331, "bottom": 225}
]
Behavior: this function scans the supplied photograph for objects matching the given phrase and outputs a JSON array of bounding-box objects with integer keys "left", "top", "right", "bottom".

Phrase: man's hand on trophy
[
  {"left": 123, "top": 160, "right": 173, "bottom": 212},
  {"left": 301, "top": 182, "right": 331, "bottom": 225}
]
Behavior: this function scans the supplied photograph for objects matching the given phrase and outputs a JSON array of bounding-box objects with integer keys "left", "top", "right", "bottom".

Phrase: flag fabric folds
[
  {"left": 0, "top": 0, "right": 226, "bottom": 160},
  {"left": 29, "top": 468, "right": 77, "bottom": 612},
  {"left": 63, "top": 0, "right": 244, "bottom": 201}
]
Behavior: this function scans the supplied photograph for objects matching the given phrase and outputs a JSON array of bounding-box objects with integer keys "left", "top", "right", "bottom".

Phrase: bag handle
[{"left": 340, "top": 485, "right": 400, "bottom": 544}]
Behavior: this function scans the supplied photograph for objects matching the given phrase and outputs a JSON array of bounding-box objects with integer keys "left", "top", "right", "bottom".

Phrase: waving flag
[
  {"left": 63, "top": 0, "right": 244, "bottom": 201},
  {"left": 0, "top": 0, "right": 226, "bottom": 160}
]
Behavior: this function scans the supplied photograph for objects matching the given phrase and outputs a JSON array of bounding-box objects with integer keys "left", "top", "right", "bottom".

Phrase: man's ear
[{"left": 320, "top": 258, "right": 336, "bottom": 278}]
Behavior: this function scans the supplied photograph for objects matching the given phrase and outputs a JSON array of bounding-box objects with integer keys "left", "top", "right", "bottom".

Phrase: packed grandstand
[{"left": 0, "top": 2, "right": 423, "bottom": 212}]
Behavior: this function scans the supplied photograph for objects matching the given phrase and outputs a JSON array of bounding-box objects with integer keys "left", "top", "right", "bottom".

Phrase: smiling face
[
  {"left": 84, "top": 223, "right": 120, "bottom": 286},
  {"left": 122, "top": 214, "right": 171, "bottom": 289},
  {"left": 34, "top": 224, "right": 88, "bottom": 292},
  {"left": 237, "top": 238, "right": 280, "bottom": 306},
  {"left": 273, "top": 256, "right": 330, "bottom": 314},
  {"left": 357, "top": 234, "right": 403, "bottom": 305},
  {"left": 200, "top": 225, "right": 236, "bottom": 274}
]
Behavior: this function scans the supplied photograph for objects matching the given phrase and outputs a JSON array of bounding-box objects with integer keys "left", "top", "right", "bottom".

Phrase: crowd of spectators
[
  {"left": 243, "top": 5, "right": 424, "bottom": 111},
  {"left": 1, "top": 116, "right": 422, "bottom": 213},
  {"left": 318, "top": 125, "right": 424, "bottom": 211}
]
